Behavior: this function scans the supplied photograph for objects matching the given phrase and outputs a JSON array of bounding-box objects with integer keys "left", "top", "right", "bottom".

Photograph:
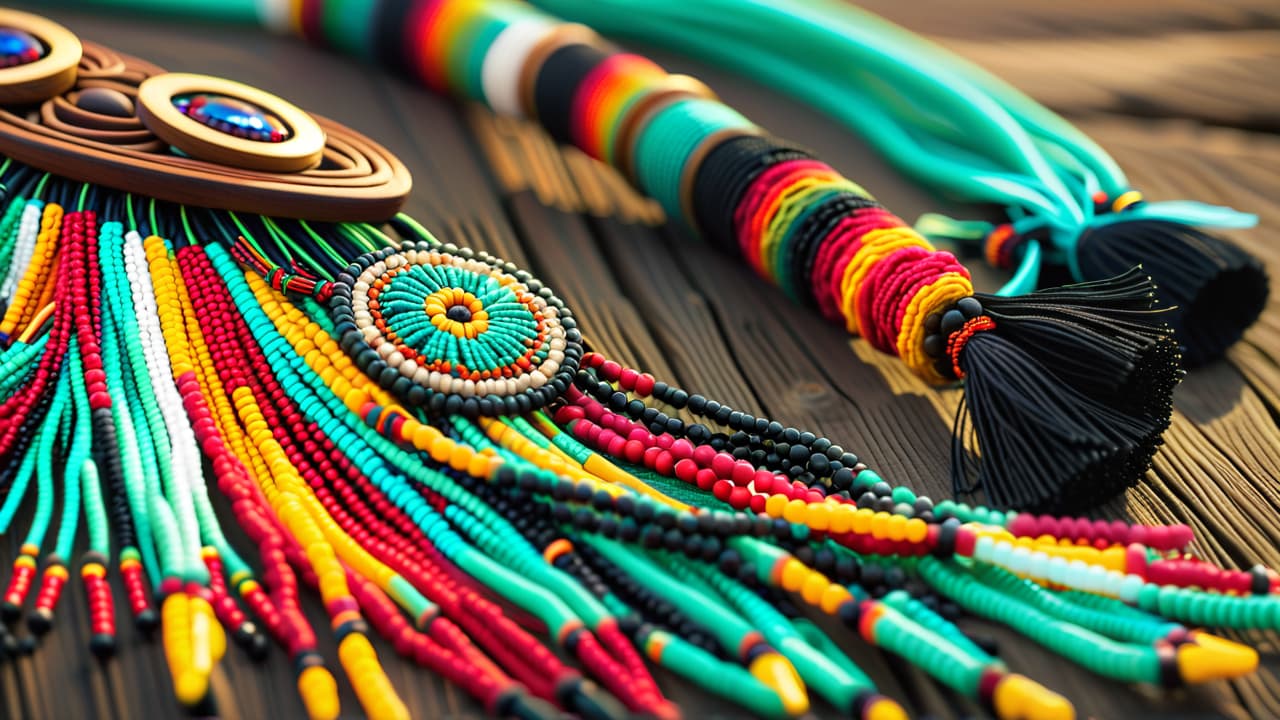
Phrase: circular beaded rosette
[{"left": 331, "top": 241, "right": 582, "bottom": 415}]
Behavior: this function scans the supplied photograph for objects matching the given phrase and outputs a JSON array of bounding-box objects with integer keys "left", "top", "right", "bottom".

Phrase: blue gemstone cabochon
[
  {"left": 172, "top": 92, "right": 292, "bottom": 143},
  {"left": 0, "top": 28, "right": 44, "bottom": 69}
]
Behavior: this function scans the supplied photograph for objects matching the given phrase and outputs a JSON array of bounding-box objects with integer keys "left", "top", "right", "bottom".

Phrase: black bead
[
  {"left": 923, "top": 334, "right": 946, "bottom": 359},
  {"left": 957, "top": 296, "right": 983, "bottom": 319},
  {"left": 808, "top": 454, "right": 830, "bottom": 477},
  {"left": 781, "top": 427, "right": 801, "bottom": 444},
  {"left": 592, "top": 490, "right": 613, "bottom": 511},
  {"left": 813, "top": 547, "right": 835, "bottom": 573},
  {"left": 793, "top": 546, "right": 814, "bottom": 565},
  {"left": 861, "top": 564, "right": 884, "bottom": 587},
  {"left": 884, "top": 566, "right": 906, "bottom": 588},
  {"left": 940, "top": 309, "right": 966, "bottom": 335}
]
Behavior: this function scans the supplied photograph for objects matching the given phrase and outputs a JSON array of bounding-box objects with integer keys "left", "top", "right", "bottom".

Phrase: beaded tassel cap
[
  {"left": 241, "top": 0, "right": 1191, "bottom": 511},
  {"left": 0, "top": 9, "right": 1278, "bottom": 720}
]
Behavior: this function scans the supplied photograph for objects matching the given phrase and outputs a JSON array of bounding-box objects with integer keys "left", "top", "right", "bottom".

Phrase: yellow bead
[
  {"left": 820, "top": 584, "right": 852, "bottom": 615},
  {"left": 886, "top": 514, "right": 908, "bottom": 542},
  {"left": 800, "top": 572, "right": 827, "bottom": 605},
  {"left": 298, "top": 665, "right": 341, "bottom": 720},
  {"left": 428, "top": 437, "right": 453, "bottom": 463},
  {"left": 806, "top": 503, "right": 831, "bottom": 531},
  {"left": 780, "top": 559, "right": 810, "bottom": 592},
  {"left": 865, "top": 696, "right": 909, "bottom": 720},
  {"left": 1179, "top": 632, "right": 1259, "bottom": 683},
  {"left": 905, "top": 518, "right": 928, "bottom": 543},
  {"left": 992, "top": 674, "right": 1074, "bottom": 720},
  {"left": 748, "top": 653, "right": 809, "bottom": 717},
  {"left": 852, "top": 509, "right": 874, "bottom": 534},
  {"left": 783, "top": 499, "right": 808, "bottom": 524},
  {"left": 765, "top": 493, "right": 789, "bottom": 519},
  {"left": 829, "top": 505, "right": 856, "bottom": 534}
]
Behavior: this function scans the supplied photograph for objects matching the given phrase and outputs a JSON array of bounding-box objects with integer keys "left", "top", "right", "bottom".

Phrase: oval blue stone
[
  {"left": 172, "top": 92, "right": 292, "bottom": 143},
  {"left": 0, "top": 28, "right": 44, "bottom": 69}
]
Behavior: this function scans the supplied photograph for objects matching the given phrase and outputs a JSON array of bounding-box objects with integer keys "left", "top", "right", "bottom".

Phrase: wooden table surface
[{"left": 6, "top": 3, "right": 1280, "bottom": 718}]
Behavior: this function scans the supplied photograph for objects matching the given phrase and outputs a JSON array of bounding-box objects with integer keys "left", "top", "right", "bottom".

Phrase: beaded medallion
[{"left": 331, "top": 242, "right": 582, "bottom": 414}]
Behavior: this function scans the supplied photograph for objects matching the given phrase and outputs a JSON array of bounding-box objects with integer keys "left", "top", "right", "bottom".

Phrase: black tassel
[
  {"left": 936, "top": 270, "right": 1182, "bottom": 511},
  {"left": 1075, "top": 220, "right": 1269, "bottom": 367},
  {"left": 975, "top": 268, "right": 1183, "bottom": 422}
]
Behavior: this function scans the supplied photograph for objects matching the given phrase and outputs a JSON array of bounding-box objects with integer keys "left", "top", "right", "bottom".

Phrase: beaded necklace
[{"left": 0, "top": 10, "right": 1276, "bottom": 720}]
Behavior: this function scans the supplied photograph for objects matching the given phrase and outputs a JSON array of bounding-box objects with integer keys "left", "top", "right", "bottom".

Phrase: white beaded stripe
[
  {"left": 482, "top": 17, "right": 557, "bottom": 118},
  {"left": 121, "top": 229, "right": 207, "bottom": 576},
  {"left": 0, "top": 202, "right": 44, "bottom": 302}
]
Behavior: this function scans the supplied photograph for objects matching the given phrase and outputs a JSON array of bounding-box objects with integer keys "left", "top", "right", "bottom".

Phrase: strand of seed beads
[
  {"left": 30, "top": 350, "right": 89, "bottom": 639},
  {"left": 3, "top": 358, "right": 68, "bottom": 639}
]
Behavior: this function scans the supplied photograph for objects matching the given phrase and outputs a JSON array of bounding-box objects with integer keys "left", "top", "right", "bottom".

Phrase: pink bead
[
  {"left": 557, "top": 405, "right": 586, "bottom": 422},
  {"left": 618, "top": 368, "right": 638, "bottom": 390},
  {"left": 653, "top": 451, "right": 675, "bottom": 475},
  {"left": 691, "top": 445, "right": 716, "bottom": 468},
  {"left": 710, "top": 453, "right": 735, "bottom": 479},
  {"left": 712, "top": 480, "right": 733, "bottom": 502},
  {"left": 1008, "top": 514, "right": 1037, "bottom": 537},
  {"left": 674, "top": 459, "right": 698, "bottom": 483}
]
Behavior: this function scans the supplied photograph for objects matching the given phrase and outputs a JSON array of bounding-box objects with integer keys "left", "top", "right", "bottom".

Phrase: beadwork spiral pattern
[{"left": 331, "top": 242, "right": 582, "bottom": 415}]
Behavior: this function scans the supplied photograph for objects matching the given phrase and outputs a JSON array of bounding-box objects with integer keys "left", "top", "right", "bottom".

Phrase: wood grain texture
[{"left": 3, "top": 3, "right": 1279, "bottom": 719}]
